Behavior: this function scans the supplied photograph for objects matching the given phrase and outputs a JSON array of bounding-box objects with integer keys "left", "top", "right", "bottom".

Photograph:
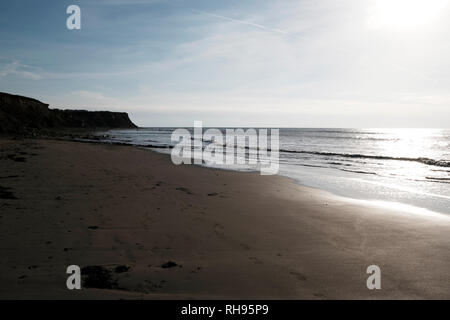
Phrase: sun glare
[{"left": 367, "top": 0, "right": 448, "bottom": 30}]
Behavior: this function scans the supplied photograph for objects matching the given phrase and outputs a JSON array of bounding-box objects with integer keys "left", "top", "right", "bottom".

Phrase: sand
[{"left": 0, "top": 138, "right": 449, "bottom": 299}]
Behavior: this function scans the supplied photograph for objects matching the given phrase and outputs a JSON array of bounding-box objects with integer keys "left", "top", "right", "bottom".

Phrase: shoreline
[
  {"left": 45, "top": 129, "right": 450, "bottom": 216},
  {"left": 73, "top": 138, "right": 450, "bottom": 217},
  {"left": 10, "top": 128, "right": 446, "bottom": 217},
  {"left": 1, "top": 137, "right": 449, "bottom": 299}
]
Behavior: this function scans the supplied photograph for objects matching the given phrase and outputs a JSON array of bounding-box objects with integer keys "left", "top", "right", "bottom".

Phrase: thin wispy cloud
[{"left": 0, "top": 60, "right": 42, "bottom": 80}]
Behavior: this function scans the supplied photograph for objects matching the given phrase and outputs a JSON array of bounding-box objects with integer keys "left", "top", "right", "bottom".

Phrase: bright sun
[{"left": 367, "top": 0, "right": 448, "bottom": 30}]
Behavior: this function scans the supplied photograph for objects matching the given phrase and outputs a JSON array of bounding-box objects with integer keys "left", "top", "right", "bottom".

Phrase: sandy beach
[{"left": 0, "top": 138, "right": 449, "bottom": 299}]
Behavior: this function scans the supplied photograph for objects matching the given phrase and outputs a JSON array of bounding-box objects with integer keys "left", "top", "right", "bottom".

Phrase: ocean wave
[
  {"left": 280, "top": 129, "right": 383, "bottom": 135},
  {"left": 425, "top": 177, "right": 450, "bottom": 181},
  {"left": 340, "top": 169, "right": 377, "bottom": 175},
  {"left": 327, "top": 162, "right": 351, "bottom": 166},
  {"left": 278, "top": 149, "right": 450, "bottom": 168},
  {"left": 204, "top": 139, "right": 450, "bottom": 168},
  {"left": 94, "top": 136, "right": 450, "bottom": 168},
  {"left": 284, "top": 135, "right": 398, "bottom": 142},
  {"left": 431, "top": 169, "right": 450, "bottom": 173}
]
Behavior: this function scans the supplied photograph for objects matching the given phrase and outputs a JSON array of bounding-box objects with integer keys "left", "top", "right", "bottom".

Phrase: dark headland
[{"left": 0, "top": 92, "right": 137, "bottom": 135}]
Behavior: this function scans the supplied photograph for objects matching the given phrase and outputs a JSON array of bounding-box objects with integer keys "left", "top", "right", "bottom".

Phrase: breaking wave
[{"left": 278, "top": 149, "right": 450, "bottom": 168}]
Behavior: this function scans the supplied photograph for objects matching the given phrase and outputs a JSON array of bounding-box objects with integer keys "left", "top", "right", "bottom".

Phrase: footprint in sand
[
  {"left": 249, "top": 257, "right": 263, "bottom": 264},
  {"left": 313, "top": 292, "right": 326, "bottom": 298},
  {"left": 289, "top": 271, "right": 307, "bottom": 281},
  {"left": 176, "top": 187, "right": 193, "bottom": 195}
]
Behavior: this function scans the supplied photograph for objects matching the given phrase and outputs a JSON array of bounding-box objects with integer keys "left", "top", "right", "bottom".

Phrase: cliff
[{"left": 0, "top": 92, "right": 137, "bottom": 134}]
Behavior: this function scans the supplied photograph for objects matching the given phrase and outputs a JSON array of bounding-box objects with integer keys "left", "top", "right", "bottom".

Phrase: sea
[{"left": 93, "top": 128, "right": 450, "bottom": 216}]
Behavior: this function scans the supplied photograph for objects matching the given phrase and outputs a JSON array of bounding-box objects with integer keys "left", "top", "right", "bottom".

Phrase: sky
[{"left": 0, "top": 0, "right": 449, "bottom": 127}]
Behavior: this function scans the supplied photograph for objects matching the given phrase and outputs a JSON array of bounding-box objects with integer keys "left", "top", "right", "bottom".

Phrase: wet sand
[{"left": 0, "top": 138, "right": 449, "bottom": 299}]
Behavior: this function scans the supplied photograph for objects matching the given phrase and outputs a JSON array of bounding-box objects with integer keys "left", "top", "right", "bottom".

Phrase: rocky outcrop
[{"left": 0, "top": 92, "right": 137, "bottom": 134}]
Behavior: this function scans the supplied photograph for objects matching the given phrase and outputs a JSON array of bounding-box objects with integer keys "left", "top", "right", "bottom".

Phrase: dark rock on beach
[
  {"left": 161, "top": 261, "right": 179, "bottom": 269},
  {"left": 114, "top": 265, "right": 131, "bottom": 273},
  {"left": 81, "top": 266, "right": 118, "bottom": 289},
  {"left": 0, "top": 186, "right": 17, "bottom": 199}
]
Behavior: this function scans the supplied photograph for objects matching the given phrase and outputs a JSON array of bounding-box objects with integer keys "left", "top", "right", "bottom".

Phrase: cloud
[{"left": 0, "top": 60, "right": 43, "bottom": 80}]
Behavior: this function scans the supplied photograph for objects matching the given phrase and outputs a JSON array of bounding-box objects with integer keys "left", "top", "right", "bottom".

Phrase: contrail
[{"left": 191, "top": 8, "right": 291, "bottom": 36}]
